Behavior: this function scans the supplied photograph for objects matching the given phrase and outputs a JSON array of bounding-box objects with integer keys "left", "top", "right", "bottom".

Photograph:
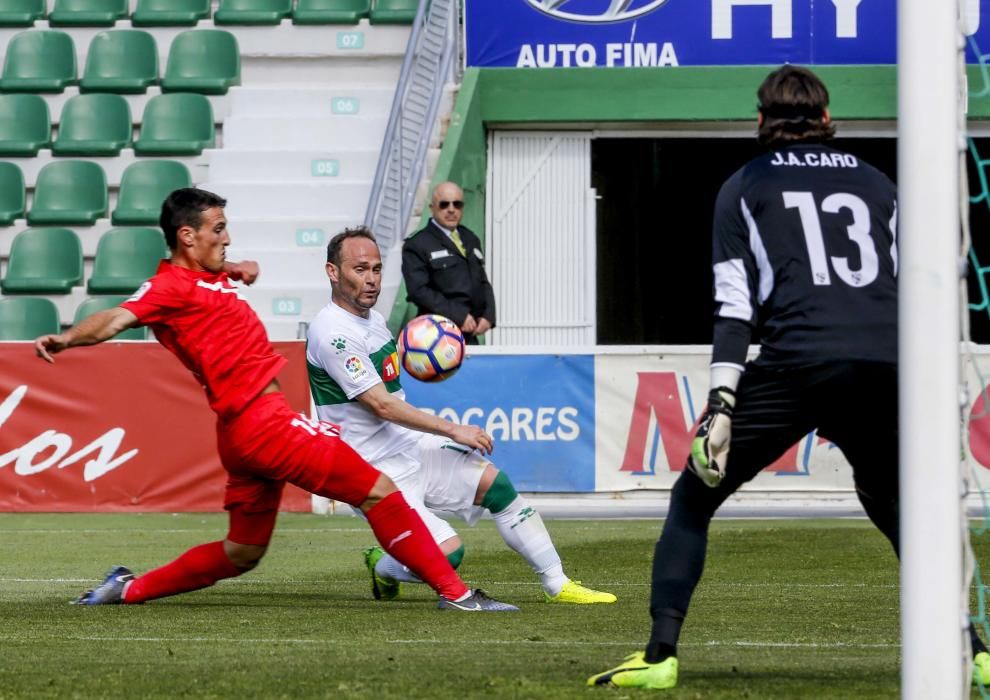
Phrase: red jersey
[{"left": 122, "top": 260, "right": 286, "bottom": 419}]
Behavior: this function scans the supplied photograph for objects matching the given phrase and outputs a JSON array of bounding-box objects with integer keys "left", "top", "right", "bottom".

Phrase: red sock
[
  {"left": 123, "top": 541, "right": 241, "bottom": 604},
  {"left": 365, "top": 491, "right": 469, "bottom": 600}
]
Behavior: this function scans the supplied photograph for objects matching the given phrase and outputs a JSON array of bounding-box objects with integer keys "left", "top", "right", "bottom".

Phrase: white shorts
[{"left": 359, "top": 434, "right": 493, "bottom": 545}]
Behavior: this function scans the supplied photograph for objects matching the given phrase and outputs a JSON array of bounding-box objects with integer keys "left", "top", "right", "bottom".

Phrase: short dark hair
[
  {"left": 326, "top": 226, "right": 377, "bottom": 265},
  {"left": 159, "top": 188, "right": 227, "bottom": 249},
  {"left": 757, "top": 65, "right": 836, "bottom": 146}
]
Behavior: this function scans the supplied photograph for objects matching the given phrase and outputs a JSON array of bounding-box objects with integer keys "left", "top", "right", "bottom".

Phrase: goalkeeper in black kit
[{"left": 588, "top": 64, "right": 990, "bottom": 690}]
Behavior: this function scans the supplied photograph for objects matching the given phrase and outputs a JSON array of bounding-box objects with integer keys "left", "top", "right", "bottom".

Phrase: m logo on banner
[{"left": 620, "top": 371, "right": 805, "bottom": 475}]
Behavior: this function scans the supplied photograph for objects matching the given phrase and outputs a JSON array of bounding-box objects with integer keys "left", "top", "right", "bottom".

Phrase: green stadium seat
[
  {"left": 0, "top": 30, "right": 77, "bottom": 93},
  {"left": 293, "top": 0, "right": 370, "bottom": 24},
  {"left": 113, "top": 161, "right": 191, "bottom": 225},
  {"left": 0, "top": 297, "right": 60, "bottom": 339},
  {"left": 52, "top": 93, "right": 132, "bottom": 156},
  {"left": 0, "top": 0, "right": 46, "bottom": 27},
  {"left": 81, "top": 30, "right": 159, "bottom": 94},
  {"left": 161, "top": 30, "right": 240, "bottom": 95},
  {"left": 215, "top": 0, "right": 291, "bottom": 25},
  {"left": 0, "top": 94, "right": 50, "bottom": 156},
  {"left": 1, "top": 228, "right": 83, "bottom": 294},
  {"left": 132, "top": 0, "right": 210, "bottom": 27},
  {"left": 369, "top": 0, "right": 417, "bottom": 24},
  {"left": 74, "top": 296, "right": 148, "bottom": 339},
  {"left": 49, "top": 0, "right": 128, "bottom": 27},
  {"left": 0, "top": 162, "right": 26, "bottom": 225},
  {"left": 134, "top": 93, "right": 214, "bottom": 155},
  {"left": 28, "top": 161, "right": 108, "bottom": 225},
  {"left": 87, "top": 227, "right": 167, "bottom": 294}
]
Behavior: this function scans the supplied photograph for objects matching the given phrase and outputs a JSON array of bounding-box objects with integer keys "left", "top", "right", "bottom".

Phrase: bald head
[{"left": 429, "top": 181, "right": 464, "bottom": 230}]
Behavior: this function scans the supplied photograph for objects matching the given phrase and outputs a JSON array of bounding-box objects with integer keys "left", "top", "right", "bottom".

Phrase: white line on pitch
[
  {"left": 0, "top": 578, "right": 897, "bottom": 589},
  {"left": 0, "top": 635, "right": 900, "bottom": 649}
]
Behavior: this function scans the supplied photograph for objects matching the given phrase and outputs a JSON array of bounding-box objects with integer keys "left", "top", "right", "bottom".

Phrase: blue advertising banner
[
  {"left": 465, "top": 0, "right": 990, "bottom": 68},
  {"left": 401, "top": 354, "right": 596, "bottom": 492}
]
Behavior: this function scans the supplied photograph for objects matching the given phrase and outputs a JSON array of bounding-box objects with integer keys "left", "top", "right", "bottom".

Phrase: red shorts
[{"left": 216, "top": 392, "right": 381, "bottom": 544}]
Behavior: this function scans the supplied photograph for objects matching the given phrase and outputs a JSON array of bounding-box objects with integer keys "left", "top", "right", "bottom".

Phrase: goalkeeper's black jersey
[{"left": 710, "top": 142, "right": 898, "bottom": 369}]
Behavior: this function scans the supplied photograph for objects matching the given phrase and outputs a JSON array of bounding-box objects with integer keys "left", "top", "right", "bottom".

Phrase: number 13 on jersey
[{"left": 783, "top": 190, "right": 897, "bottom": 287}]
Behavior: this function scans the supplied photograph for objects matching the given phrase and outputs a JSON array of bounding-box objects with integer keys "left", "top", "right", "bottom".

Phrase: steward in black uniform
[
  {"left": 401, "top": 182, "right": 496, "bottom": 345},
  {"left": 589, "top": 64, "right": 988, "bottom": 691}
]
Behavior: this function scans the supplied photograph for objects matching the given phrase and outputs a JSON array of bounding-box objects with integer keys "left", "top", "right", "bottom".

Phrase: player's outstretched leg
[
  {"left": 586, "top": 652, "right": 678, "bottom": 690},
  {"left": 481, "top": 469, "right": 616, "bottom": 604},
  {"left": 72, "top": 541, "right": 245, "bottom": 605}
]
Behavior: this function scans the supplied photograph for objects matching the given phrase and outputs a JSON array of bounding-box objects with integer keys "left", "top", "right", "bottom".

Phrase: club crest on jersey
[
  {"left": 345, "top": 356, "right": 369, "bottom": 381},
  {"left": 381, "top": 352, "right": 399, "bottom": 381}
]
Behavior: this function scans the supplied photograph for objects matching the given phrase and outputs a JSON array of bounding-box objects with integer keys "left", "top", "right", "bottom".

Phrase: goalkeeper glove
[{"left": 687, "top": 387, "right": 735, "bottom": 488}]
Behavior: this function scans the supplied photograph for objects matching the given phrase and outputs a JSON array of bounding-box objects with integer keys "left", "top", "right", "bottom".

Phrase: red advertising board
[{"left": 0, "top": 341, "right": 313, "bottom": 512}]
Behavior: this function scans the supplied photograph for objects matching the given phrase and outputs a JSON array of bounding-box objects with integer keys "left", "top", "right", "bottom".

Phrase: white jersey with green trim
[{"left": 306, "top": 301, "right": 420, "bottom": 473}]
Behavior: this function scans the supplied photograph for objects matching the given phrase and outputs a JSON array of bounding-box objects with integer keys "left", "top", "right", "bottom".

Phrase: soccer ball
[{"left": 397, "top": 314, "right": 465, "bottom": 382}]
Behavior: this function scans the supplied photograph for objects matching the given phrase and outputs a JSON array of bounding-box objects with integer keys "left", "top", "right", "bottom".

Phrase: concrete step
[
  {"left": 207, "top": 148, "right": 379, "bottom": 182},
  {"left": 235, "top": 283, "right": 330, "bottom": 329},
  {"left": 221, "top": 115, "right": 387, "bottom": 150},
  {"left": 225, "top": 217, "right": 360, "bottom": 251},
  {"left": 229, "top": 86, "right": 395, "bottom": 119},
  {"left": 200, "top": 181, "right": 371, "bottom": 219},
  {"left": 225, "top": 247, "right": 331, "bottom": 288}
]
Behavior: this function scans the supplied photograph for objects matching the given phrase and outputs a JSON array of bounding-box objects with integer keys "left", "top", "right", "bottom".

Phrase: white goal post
[{"left": 898, "top": 0, "right": 968, "bottom": 697}]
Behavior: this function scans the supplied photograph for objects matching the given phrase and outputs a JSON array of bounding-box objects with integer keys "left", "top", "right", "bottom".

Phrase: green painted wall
[{"left": 389, "top": 65, "right": 990, "bottom": 327}]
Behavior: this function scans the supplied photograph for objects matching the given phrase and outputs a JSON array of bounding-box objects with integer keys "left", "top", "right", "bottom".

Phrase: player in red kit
[{"left": 33, "top": 188, "right": 517, "bottom": 612}]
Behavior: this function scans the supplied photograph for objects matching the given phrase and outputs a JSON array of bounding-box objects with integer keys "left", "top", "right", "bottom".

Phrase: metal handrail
[{"left": 364, "top": 0, "right": 460, "bottom": 250}]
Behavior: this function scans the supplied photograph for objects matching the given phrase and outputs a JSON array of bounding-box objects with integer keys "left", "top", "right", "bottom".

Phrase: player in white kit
[{"left": 306, "top": 227, "right": 616, "bottom": 605}]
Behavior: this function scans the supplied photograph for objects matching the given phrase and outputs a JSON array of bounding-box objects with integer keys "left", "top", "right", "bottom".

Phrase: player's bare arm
[
  {"left": 224, "top": 260, "right": 260, "bottom": 285},
  {"left": 355, "top": 383, "right": 494, "bottom": 455},
  {"left": 34, "top": 307, "right": 140, "bottom": 364}
]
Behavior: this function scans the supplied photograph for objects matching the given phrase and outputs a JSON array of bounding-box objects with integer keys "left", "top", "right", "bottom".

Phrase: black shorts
[{"left": 718, "top": 360, "right": 898, "bottom": 501}]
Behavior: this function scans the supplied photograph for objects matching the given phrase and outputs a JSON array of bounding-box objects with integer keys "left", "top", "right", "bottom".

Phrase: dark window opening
[{"left": 592, "top": 136, "right": 902, "bottom": 345}]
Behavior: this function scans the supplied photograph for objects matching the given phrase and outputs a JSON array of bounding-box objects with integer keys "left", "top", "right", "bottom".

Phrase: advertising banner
[
  {"left": 402, "top": 354, "right": 596, "bottom": 492},
  {"left": 0, "top": 341, "right": 313, "bottom": 512},
  {"left": 594, "top": 353, "right": 854, "bottom": 493},
  {"left": 8, "top": 343, "right": 990, "bottom": 506},
  {"left": 465, "top": 0, "right": 990, "bottom": 68}
]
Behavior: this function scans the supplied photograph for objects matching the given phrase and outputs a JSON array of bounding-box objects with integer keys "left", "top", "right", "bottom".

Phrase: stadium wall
[
  {"left": 390, "top": 65, "right": 990, "bottom": 331},
  {"left": 439, "top": 64, "right": 990, "bottom": 241}
]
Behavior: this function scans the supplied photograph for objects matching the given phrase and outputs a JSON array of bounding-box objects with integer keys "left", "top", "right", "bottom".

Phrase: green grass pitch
[{"left": 1, "top": 513, "right": 984, "bottom": 698}]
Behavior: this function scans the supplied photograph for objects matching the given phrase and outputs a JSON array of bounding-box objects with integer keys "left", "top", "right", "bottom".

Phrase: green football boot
[
  {"left": 975, "top": 651, "right": 990, "bottom": 686},
  {"left": 545, "top": 580, "right": 617, "bottom": 604},
  {"left": 587, "top": 652, "right": 678, "bottom": 690},
  {"left": 363, "top": 546, "right": 400, "bottom": 601}
]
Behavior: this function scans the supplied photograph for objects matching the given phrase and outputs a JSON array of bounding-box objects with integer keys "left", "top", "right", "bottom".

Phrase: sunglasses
[{"left": 436, "top": 200, "right": 464, "bottom": 210}]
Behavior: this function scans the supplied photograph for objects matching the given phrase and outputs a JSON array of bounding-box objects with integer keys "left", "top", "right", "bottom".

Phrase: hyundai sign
[{"left": 465, "top": 0, "right": 990, "bottom": 68}]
